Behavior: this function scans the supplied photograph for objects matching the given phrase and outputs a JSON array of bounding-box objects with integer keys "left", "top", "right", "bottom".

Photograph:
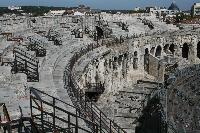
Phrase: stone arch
[
  {"left": 96, "top": 26, "right": 104, "bottom": 39},
  {"left": 134, "top": 51, "right": 138, "bottom": 56},
  {"left": 150, "top": 47, "right": 155, "bottom": 55},
  {"left": 182, "top": 43, "right": 189, "bottom": 59},
  {"left": 104, "top": 59, "right": 108, "bottom": 67},
  {"left": 169, "top": 44, "right": 175, "bottom": 54},
  {"left": 163, "top": 44, "right": 169, "bottom": 53},
  {"left": 114, "top": 56, "right": 118, "bottom": 61},
  {"left": 113, "top": 57, "right": 118, "bottom": 70},
  {"left": 145, "top": 48, "right": 149, "bottom": 55},
  {"left": 144, "top": 48, "right": 149, "bottom": 72},
  {"left": 155, "top": 45, "right": 162, "bottom": 57},
  {"left": 197, "top": 42, "right": 200, "bottom": 59},
  {"left": 118, "top": 55, "right": 123, "bottom": 65},
  {"left": 124, "top": 53, "right": 128, "bottom": 58},
  {"left": 133, "top": 51, "right": 138, "bottom": 69}
]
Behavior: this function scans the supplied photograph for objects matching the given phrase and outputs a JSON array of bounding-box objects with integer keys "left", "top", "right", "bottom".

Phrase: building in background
[
  {"left": 146, "top": 1, "right": 180, "bottom": 15},
  {"left": 48, "top": 10, "right": 66, "bottom": 16},
  {"left": 192, "top": 3, "right": 200, "bottom": 16},
  {"left": 134, "top": 7, "right": 141, "bottom": 11},
  {"left": 8, "top": 6, "right": 21, "bottom": 11}
]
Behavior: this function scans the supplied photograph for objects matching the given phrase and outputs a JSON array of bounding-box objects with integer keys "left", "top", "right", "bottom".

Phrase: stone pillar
[
  {"left": 144, "top": 54, "right": 149, "bottom": 73},
  {"left": 189, "top": 36, "right": 198, "bottom": 64},
  {"left": 113, "top": 57, "right": 118, "bottom": 70},
  {"left": 133, "top": 57, "right": 138, "bottom": 69}
]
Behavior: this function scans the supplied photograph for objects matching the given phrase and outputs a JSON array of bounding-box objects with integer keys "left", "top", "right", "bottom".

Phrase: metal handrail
[
  {"left": 30, "top": 87, "right": 98, "bottom": 133},
  {"left": 14, "top": 47, "right": 39, "bottom": 63},
  {"left": 64, "top": 40, "right": 127, "bottom": 133}
]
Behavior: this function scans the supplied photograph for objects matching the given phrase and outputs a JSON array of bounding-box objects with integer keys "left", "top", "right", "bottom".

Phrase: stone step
[
  {"left": 118, "top": 104, "right": 142, "bottom": 109},
  {"left": 118, "top": 88, "right": 152, "bottom": 96},
  {"left": 124, "top": 129, "right": 135, "bottom": 133},
  {"left": 118, "top": 123, "right": 137, "bottom": 129},
  {"left": 116, "top": 95, "right": 146, "bottom": 102},
  {"left": 115, "top": 112, "right": 140, "bottom": 119}
]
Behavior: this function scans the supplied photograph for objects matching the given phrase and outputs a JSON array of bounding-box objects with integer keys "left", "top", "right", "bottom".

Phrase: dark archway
[
  {"left": 134, "top": 51, "right": 138, "bottom": 56},
  {"left": 163, "top": 44, "right": 169, "bottom": 53},
  {"left": 155, "top": 46, "right": 162, "bottom": 57},
  {"left": 96, "top": 26, "right": 104, "bottom": 39},
  {"left": 145, "top": 48, "right": 149, "bottom": 55},
  {"left": 150, "top": 47, "right": 155, "bottom": 55},
  {"left": 197, "top": 42, "right": 200, "bottom": 59},
  {"left": 169, "top": 44, "right": 175, "bottom": 54},
  {"left": 133, "top": 51, "right": 138, "bottom": 69},
  {"left": 182, "top": 43, "right": 189, "bottom": 59},
  {"left": 144, "top": 48, "right": 149, "bottom": 72},
  {"left": 135, "top": 97, "right": 167, "bottom": 133}
]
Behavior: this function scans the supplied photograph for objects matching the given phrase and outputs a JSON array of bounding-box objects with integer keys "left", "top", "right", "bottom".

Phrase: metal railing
[
  {"left": 12, "top": 47, "right": 39, "bottom": 82},
  {"left": 30, "top": 87, "right": 98, "bottom": 133},
  {"left": 63, "top": 40, "right": 127, "bottom": 133}
]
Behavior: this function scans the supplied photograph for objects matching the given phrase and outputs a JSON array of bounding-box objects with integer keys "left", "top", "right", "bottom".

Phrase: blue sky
[{"left": 0, "top": 0, "right": 199, "bottom": 10}]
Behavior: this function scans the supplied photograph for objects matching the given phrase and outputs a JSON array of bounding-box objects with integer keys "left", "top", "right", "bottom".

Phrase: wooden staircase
[{"left": 11, "top": 47, "right": 39, "bottom": 82}]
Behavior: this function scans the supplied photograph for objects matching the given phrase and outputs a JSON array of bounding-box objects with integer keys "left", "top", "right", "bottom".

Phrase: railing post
[
  {"left": 25, "top": 60, "right": 27, "bottom": 74},
  {"left": 41, "top": 102, "right": 44, "bottom": 133},
  {"left": 30, "top": 89, "right": 33, "bottom": 132},
  {"left": 100, "top": 111, "right": 102, "bottom": 133},
  {"left": 75, "top": 109, "right": 78, "bottom": 133},
  {"left": 18, "top": 118, "right": 22, "bottom": 133},
  {"left": 96, "top": 125, "right": 99, "bottom": 133},
  {"left": 68, "top": 114, "right": 71, "bottom": 131},
  {"left": 91, "top": 102, "right": 94, "bottom": 122},
  {"left": 84, "top": 99, "right": 86, "bottom": 112},
  {"left": 68, "top": 75, "right": 71, "bottom": 87},
  {"left": 76, "top": 88, "right": 79, "bottom": 102},
  {"left": 110, "top": 120, "right": 112, "bottom": 133},
  {"left": 53, "top": 98, "right": 56, "bottom": 131}
]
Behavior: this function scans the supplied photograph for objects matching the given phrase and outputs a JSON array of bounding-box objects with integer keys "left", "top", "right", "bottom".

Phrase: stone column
[
  {"left": 133, "top": 57, "right": 138, "bottom": 69},
  {"left": 189, "top": 36, "right": 198, "bottom": 64}
]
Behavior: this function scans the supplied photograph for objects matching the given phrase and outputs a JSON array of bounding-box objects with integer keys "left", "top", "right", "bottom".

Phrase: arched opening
[
  {"left": 134, "top": 51, "right": 138, "bottom": 56},
  {"left": 96, "top": 26, "right": 104, "bottom": 39},
  {"left": 118, "top": 55, "right": 123, "bottom": 65},
  {"left": 135, "top": 97, "right": 166, "bottom": 133},
  {"left": 124, "top": 53, "right": 128, "bottom": 58},
  {"left": 113, "top": 57, "right": 118, "bottom": 69},
  {"left": 144, "top": 48, "right": 149, "bottom": 72},
  {"left": 133, "top": 51, "right": 138, "bottom": 69},
  {"left": 145, "top": 48, "right": 149, "bottom": 55},
  {"left": 163, "top": 44, "right": 169, "bottom": 53},
  {"left": 150, "top": 47, "right": 155, "bottom": 55},
  {"left": 155, "top": 46, "right": 162, "bottom": 57},
  {"left": 85, "top": 82, "right": 105, "bottom": 102},
  {"left": 197, "top": 42, "right": 200, "bottom": 59},
  {"left": 182, "top": 43, "right": 189, "bottom": 59},
  {"left": 169, "top": 44, "right": 175, "bottom": 54},
  {"left": 114, "top": 57, "right": 117, "bottom": 61}
]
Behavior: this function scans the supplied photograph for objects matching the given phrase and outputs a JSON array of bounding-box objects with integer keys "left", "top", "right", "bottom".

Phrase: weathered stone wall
[
  {"left": 168, "top": 64, "right": 200, "bottom": 132},
  {"left": 77, "top": 33, "right": 200, "bottom": 93},
  {"left": 148, "top": 54, "right": 165, "bottom": 82}
]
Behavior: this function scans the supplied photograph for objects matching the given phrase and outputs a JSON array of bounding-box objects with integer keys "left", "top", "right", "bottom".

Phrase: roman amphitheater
[{"left": 0, "top": 12, "right": 200, "bottom": 133}]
